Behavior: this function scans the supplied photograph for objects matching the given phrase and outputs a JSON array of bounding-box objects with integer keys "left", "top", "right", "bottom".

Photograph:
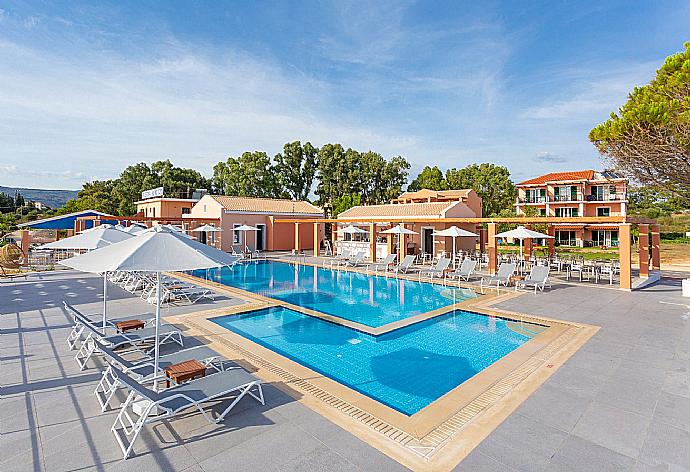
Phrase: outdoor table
[
  {"left": 164, "top": 359, "right": 206, "bottom": 388},
  {"left": 115, "top": 319, "right": 145, "bottom": 333}
]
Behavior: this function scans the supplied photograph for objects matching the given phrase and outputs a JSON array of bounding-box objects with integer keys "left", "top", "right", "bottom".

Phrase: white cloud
[{"left": 521, "top": 61, "right": 658, "bottom": 120}]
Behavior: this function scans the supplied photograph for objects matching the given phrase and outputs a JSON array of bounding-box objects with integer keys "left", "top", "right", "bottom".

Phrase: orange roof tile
[
  {"left": 395, "top": 189, "right": 472, "bottom": 200},
  {"left": 518, "top": 170, "right": 595, "bottom": 186},
  {"left": 210, "top": 195, "right": 322, "bottom": 214},
  {"left": 339, "top": 202, "right": 455, "bottom": 219}
]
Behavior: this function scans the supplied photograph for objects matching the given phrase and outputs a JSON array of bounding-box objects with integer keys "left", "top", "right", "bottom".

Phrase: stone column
[
  {"left": 369, "top": 223, "right": 377, "bottom": 262},
  {"left": 638, "top": 224, "right": 650, "bottom": 278},
  {"left": 619, "top": 223, "right": 632, "bottom": 290},
  {"left": 547, "top": 225, "right": 556, "bottom": 257},
  {"left": 21, "top": 229, "right": 30, "bottom": 264},
  {"left": 488, "top": 223, "right": 497, "bottom": 275},
  {"left": 294, "top": 222, "right": 300, "bottom": 253},
  {"left": 651, "top": 224, "right": 661, "bottom": 270},
  {"left": 313, "top": 222, "right": 320, "bottom": 257},
  {"left": 398, "top": 224, "right": 406, "bottom": 264}
]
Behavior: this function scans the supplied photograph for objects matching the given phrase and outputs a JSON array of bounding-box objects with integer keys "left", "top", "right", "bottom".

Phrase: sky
[{"left": 0, "top": 1, "right": 689, "bottom": 190}]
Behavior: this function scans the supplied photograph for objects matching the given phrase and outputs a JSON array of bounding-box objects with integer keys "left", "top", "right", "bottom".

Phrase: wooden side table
[
  {"left": 115, "top": 319, "right": 145, "bottom": 332},
  {"left": 164, "top": 360, "right": 206, "bottom": 388}
]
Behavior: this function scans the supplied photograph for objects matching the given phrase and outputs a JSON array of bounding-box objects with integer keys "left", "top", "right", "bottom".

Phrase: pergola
[{"left": 276, "top": 216, "right": 661, "bottom": 291}]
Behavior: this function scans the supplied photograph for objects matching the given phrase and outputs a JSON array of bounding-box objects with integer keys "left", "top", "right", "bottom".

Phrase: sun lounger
[
  {"left": 64, "top": 301, "right": 184, "bottom": 370},
  {"left": 480, "top": 262, "right": 517, "bottom": 291},
  {"left": 419, "top": 257, "right": 451, "bottom": 282},
  {"left": 392, "top": 255, "right": 417, "bottom": 274},
  {"left": 111, "top": 366, "right": 264, "bottom": 459},
  {"left": 515, "top": 265, "right": 550, "bottom": 293},
  {"left": 66, "top": 305, "right": 155, "bottom": 348},
  {"left": 94, "top": 344, "right": 226, "bottom": 411},
  {"left": 366, "top": 254, "right": 397, "bottom": 274},
  {"left": 343, "top": 251, "right": 366, "bottom": 267},
  {"left": 326, "top": 248, "right": 351, "bottom": 268},
  {"left": 445, "top": 259, "right": 478, "bottom": 282}
]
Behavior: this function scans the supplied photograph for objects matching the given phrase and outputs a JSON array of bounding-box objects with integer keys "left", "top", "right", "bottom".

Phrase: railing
[{"left": 518, "top": 193, "right": 627, "bottom": 204}]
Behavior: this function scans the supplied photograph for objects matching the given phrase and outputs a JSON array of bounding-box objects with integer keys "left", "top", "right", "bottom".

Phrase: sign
[{"left": 141, "top": 187, "right": 164, "bottom": 200}]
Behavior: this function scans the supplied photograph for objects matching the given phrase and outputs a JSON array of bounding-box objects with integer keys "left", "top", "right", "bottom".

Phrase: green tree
[
  {"left": 331, "top": 193, "right": 362, "bottom": 217},
  {"left": 628, "top": 185, "right": 689, "bottom": 218},
  {"left": 273, "top": 141, "right": 318, "bottom": 201},
  {"left": 315, "top": 144, "right": 357, "bottom": 205},
  {"left": 0, "top": 212, "right": 17, "bottom": 234},
  {"left": 213, "top": 151, "right": 283, "bottom": 198},
  {"left": 445, "top": 163, "right": 516, "bottom": 216},
  {"left": 14, "top": 192, "right": 25, "bottom": 209},
  {"left": 407, "top": 166, "right": 447, "bottom": 191},
  {"left": 359, "top": 152, "right": 410, "bottom": 205},
  {"left": 112, "top": 163, "right": 156, "bottom": 215},
  {"left": 0, "top": 193, "right": 15, "bottom": 214},
  {"left": 589, "top": 42, "right": 690, "bottom": 202},
  {"left": 61, "top": 180, "right": 118, "bottom": 215}
]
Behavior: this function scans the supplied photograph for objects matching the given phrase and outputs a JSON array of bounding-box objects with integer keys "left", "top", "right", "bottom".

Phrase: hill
[{"left": 0, "top": 186, "right": 78, "bottom": 208}]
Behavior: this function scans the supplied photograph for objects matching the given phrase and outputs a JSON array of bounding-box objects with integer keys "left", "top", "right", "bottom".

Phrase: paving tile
[
  {"left": 639, "top": 421, "right": 690, "bottom": 469},
  {"left": 544, "top": 364, "right": 607, "bottom": 399},
  {"left": 276, "top": 445, "right": 361, "bottom": 472},
  {"left": 0, "top": 428, "right": 43, "bottom": 470},
  {"left": 476, "top": 414, "right": 568, "bottom": 471},
  {"left": 662, "top": 362, "right": 690, "bottom": 399},
  {"left": 454, "top": 449, "right": 517, "bottom": 471},
  {"left": 546, "top": 435, "right": 636, "bottom": 471},
  {"left": 595, "top": 374, "right": 661, "bottom": 417},
  {"left": 572, "top": 401, "right": 649, "bottom": 458},
  {"left": 515, "top": 382, "right": 591, "bottom": 432},
  {"left": 653, "top": 392, "right": 690, "bottom": 432},
  {"left": 197, "top": 422, "right": 323, "bottom": 472}
]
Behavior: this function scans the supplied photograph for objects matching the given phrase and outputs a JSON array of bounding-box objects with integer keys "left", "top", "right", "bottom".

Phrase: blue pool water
[
  {"left": 211, "top": 306, "right": 533, "bottom": 415},
  {"left": 192, "top": 261, "right": 475, "bottom": 328}
]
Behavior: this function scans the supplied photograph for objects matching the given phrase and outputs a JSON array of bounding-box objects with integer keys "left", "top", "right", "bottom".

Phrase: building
[
  {"left": 134, "top": 197, "right": 199, "bottom": 221},
  {"left": 335, "top": 189, "right": 482, "bottom": 258},
  {"left": 515, "top": 170, "right": 628, "bottom": 247},
  {"left": 185, "top": 195, "right": 323, "bottom": 252}
]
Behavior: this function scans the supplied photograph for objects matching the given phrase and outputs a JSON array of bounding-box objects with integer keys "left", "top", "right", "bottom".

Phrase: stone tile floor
[{"left": 1, "top": 269, "right": 690, "bottom": 471}]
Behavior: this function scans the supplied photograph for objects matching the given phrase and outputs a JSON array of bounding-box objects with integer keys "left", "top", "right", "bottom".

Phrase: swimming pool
[
  {"left": 212, "top": 306, "right": 534, "bottom": 415},
  {"left": 193, "top": 261, "right": 476, "bottom": 328}
]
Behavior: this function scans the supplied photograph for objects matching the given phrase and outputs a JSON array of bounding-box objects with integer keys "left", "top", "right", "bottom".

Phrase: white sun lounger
[
  {"left": 445, "top": 259, "right": 478, "bottom": 282},
  {"left": 64, "top": 302, "right": 184, "bottom": 370},
  {"left": 515, "top": 265, "right": 550, "bottom": 293},
  {"left": 343, "top": 251, "right": 366, "bottom": 267},
  {"left": 327, "top": 248, "right": 351, "bottom": 268},
  {"left": 419, "top": 257, "right": 451, "bottom": 282},
  {"left": 111, "top": 366, "right": 264, "bottom": 459},
  {"left": 480, "top": 262, "right": 517, "bottom": 291},
  {"left": 366, "top": 254, "right": 397, "bottom": 274},
  {"left": 94, "top": 344, "right": 226, "bottom": 411},
  {"left": 392, "top": 255, "right": 417, "bottom": 274}
]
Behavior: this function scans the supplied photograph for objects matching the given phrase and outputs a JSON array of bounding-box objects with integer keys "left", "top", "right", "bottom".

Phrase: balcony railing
[{"left": 517, "top": 194, "right": 627, "bottom": 204}]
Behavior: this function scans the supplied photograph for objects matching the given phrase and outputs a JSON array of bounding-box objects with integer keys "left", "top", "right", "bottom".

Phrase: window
[
  {"left": 525, "top": 188, "right": 546, "bottom": 203},
  {"left": 555, "top": 207, "right": 578, "bottom": 217},
  {"left": 556, "top": 231, "right": 577, "bottom": 246},
  {"left": 539, "top": 208, "right": 546, "bottom": 217},
  {"left": 181, "top": 207, "right": 190, "bottom": 215},
  {"left": 233, "top": 224, "right": 241, "bottom": 244},
  {"left": 591, "top": 186, "right": 604, "bottom": 201},
  {"left": 597, "top": 207, "right": 610, "bottom": 217}
]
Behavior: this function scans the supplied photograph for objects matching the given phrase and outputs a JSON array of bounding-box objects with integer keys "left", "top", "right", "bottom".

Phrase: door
[
  {"left": 256, "top": 224, "right": 265, "bottom": 251},
  {"left": 422, "top": 228, "right": 434, "bottom": 254}
]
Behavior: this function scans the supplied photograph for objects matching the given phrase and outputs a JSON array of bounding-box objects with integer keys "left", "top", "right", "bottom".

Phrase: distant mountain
[{"left": 0, "top": 186, "right": 78, "bottom": 208}]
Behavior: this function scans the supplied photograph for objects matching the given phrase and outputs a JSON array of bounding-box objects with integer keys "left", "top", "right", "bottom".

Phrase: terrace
[{"left": 2, "top": 255, "right": 689, "bottom": 471}]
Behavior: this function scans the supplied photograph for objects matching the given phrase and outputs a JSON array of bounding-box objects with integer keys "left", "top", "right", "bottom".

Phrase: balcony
[
  {"left": 517, "top": 193, "right": 627, "bottom": 204},
  {"left": 586, "top": 194, "right": 627, "bottom": 202},
  {"left": 517, "top": 196, "right": 548, "bottom": 204}
]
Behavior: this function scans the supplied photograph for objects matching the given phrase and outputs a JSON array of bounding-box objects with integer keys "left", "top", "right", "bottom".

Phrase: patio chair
[
  {"left": 480, "top": 262, "right": 517, "bottom": 291},
  {"left": 94, "top": 344, "right": 226, "bottom": 411},
  {"left": 65, "top": 302, "right": 184, "bottom": 370},
  {"left": 392, "top": 255, "right": 417, "bottom": 274},
  {"left": 419, "top": 257, "right": 451, "bottom": 282},
  {"left": 366, "top": 254, "right": 397, "bottom": 274},
  {"left": 515, "top": 266, "right": 551, "bottom": 293},
  {"left": 343, "top": 251, "right": 366, "bottom": 267},
  {"left": 445, "top": 259, "right": 478, "bottom": 282},
  {"left": 598, "top": 262, "right": 618, "bottom": 285},
  {"left": 110, "top": 366, "right": 264, "bottom": 459},
  {"left": 65, "top": 303, "right": 155, "bottom": 348},
  {"left": 154, "top": 285, "right": 214, "bottom": 305},
  {"left": 327, "top": 248, "right": 351, "bottom": 268}
]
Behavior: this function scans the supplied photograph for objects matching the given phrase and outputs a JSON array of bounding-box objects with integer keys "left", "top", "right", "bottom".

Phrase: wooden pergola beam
[{"left": 275, "top": 216, "right": 648, "bottom": 225}]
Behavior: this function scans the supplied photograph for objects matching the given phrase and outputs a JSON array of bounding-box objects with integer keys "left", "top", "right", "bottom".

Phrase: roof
[
  {"left": 518, "top": 170, "right": 595, "bottom": 186},
  {"left": 395, "top": 189, "right": 472, "bottom": 200},
  {"left": 134, "top": 198, "right": 198, "bottom": 205},
  {"left": 17, "top": 210, "right": 113, "bottom": 230},
  {"left": 339, "top": 202, "right": 456, "bottom": 219},
  {"left": 209, "top": 195, "right": 322, "bottom": 215}
]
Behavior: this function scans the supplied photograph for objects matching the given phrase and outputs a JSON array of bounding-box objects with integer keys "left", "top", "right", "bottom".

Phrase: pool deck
[{"left": 2, "top": 268, "right": 690, "bottom": 471}]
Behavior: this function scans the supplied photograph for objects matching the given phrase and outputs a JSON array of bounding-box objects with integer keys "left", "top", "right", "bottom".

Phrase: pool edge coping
[{"left": 166, "top": 269, "right": 599, "bottom": 472}]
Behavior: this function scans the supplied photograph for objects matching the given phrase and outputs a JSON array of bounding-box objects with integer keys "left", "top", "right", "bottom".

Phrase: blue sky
[{"left": 1, "top": 0, "right": 688, "bottom": 190}]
